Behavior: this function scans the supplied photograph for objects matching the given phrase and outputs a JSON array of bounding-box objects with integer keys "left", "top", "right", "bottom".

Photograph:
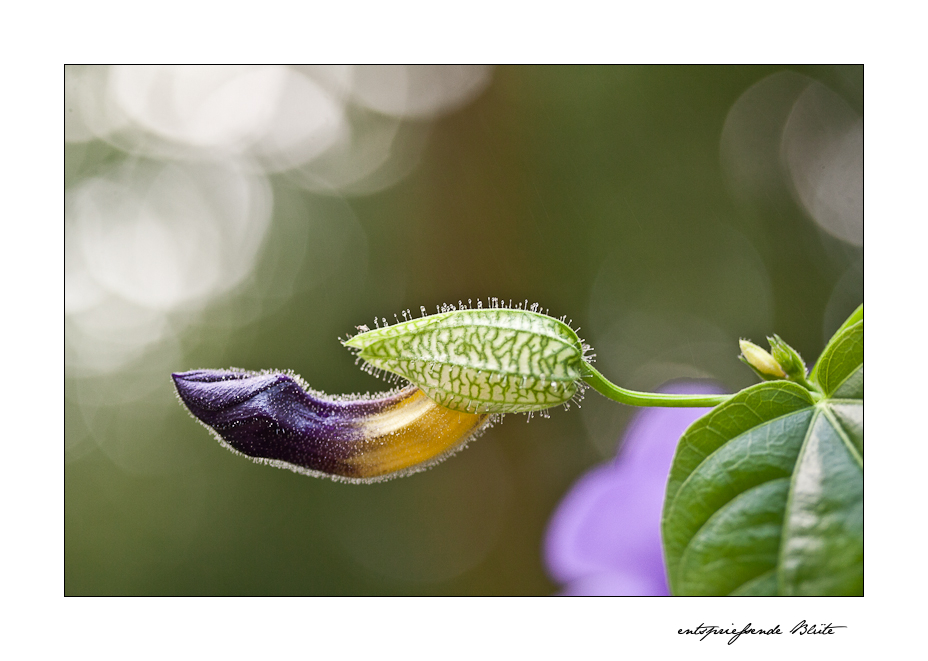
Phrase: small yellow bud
[{"left": 739, "top": 339, "right": 786, "bottom": 380}]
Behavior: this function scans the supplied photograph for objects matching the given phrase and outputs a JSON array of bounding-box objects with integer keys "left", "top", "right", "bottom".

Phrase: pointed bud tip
[{"left": 172, "top": 369, "right": 290, "bottom": 417}]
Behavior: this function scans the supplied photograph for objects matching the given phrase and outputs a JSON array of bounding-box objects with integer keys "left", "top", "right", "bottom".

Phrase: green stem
[{"left": 581, "top": 364, "right": 732, "bottom": 408}]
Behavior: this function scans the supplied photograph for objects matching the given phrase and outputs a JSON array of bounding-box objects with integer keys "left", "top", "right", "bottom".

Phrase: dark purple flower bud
[{"left": 172, "top": 369, "right": 492, "bottom": 483}]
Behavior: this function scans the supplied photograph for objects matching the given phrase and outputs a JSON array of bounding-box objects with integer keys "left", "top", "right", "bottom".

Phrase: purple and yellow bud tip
[{"left": 172, "top": 369, "right": 493, "bottom": 483}]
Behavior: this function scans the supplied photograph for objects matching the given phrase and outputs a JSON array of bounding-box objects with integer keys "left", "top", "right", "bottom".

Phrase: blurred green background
[{"left": 65, "top": 65, "right": 863, "bottom": 595}]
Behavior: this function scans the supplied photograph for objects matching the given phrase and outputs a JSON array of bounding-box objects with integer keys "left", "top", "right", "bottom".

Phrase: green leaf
[
  {"left": 810, "top": 303, "right": 862, "bottom": 383},
  {"left": 661, "top": 306, "right": 862, "bottom": 595}
]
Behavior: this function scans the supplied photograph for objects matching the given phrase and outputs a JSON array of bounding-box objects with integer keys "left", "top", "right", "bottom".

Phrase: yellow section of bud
[{"left": 739, "top": 339, "right": 786, "bottom": 379}]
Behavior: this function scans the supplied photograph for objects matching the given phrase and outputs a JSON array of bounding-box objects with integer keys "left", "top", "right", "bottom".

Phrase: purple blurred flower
[{"left": 543, "top": 381, "right": 724, "bottom": 596}]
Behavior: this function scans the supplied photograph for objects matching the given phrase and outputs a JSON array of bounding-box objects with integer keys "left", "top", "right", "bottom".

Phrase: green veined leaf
[{"left": 661, "top": 306, "right": 863, "bottom": 595}]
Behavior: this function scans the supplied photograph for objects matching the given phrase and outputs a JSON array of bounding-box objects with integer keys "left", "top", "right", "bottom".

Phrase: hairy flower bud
[
  {"left": 343, "top": 306, "right": 586, "bottom": 414},
  {"left": 767, "top": 334, "right": 806, "bottom": 380},
  {"left": 172, "top": 369, "right": 492, "bottom": 483},
  {"left": 738, "top": 339, "right": 786, "bottom": 380}
]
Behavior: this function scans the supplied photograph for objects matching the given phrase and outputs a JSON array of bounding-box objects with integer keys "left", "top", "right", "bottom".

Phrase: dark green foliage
[{"left": 662, "top": 306, "right": 863, "bottom": 595}]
